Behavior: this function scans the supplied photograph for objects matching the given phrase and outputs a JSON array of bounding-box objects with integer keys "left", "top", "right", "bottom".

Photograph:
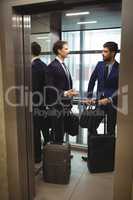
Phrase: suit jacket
[
  {"left": 46, "top": 58, "right": 73, "bottom": 107},
  {"left": 87, "top": 61, "right": 119, "bottom": 106},
  {"left": 32, "top": 58, "right": 47, "bottom": 105}
]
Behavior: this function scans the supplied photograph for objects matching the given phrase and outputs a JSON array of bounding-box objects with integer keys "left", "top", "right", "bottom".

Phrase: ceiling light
[
  {"left": 37, "top": 36, "right": 49, "bottom": 40},
  {"left": 66, "top": 12, "right": 90, "bottom": 16},
  {"left": 77, "top": 21, "right": 97, "bottom": 25}
]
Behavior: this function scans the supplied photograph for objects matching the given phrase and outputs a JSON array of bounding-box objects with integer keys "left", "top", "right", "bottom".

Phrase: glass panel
[
  {"left": 30, "top": 33, "right": 51, "bottom": 52},
  {"left": 83, "top": 29, "right": 121, "bottom": 50},
  {"left": 82, "top": 54, "right": 102, "bottom": 97},
  {"left": 62, "top": 32, "right": 80, "bottom": 51},
  {"left": 82, "top": 129, "right": 88, "bottom": 145},
  {"left": 40, "top": 55, "right": 51, "bottom": 65},
  {"left": 115, "top": 53, "right": 120, "bottom": 63},
  {"left": 62, "top": 29, "right": 121, "bottom": 52}
]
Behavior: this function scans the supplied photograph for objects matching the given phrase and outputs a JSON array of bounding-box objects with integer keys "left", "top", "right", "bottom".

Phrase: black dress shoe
[
  {"left": 35, "top": 158, "right": 42, "bottom": 164},
  {"left": 81, "top": 156, "right": 88, "bottom": 162}
]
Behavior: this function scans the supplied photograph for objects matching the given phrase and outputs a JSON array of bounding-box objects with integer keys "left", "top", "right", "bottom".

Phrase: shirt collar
[
  {"left": 108, "top": 63, "right": 113, "bottom": 68},
  {"left": 56, "top": 56, "right": 64, "bottom": 64},
  {"left": 105, "top": 60, "right": 115, "bottom": 66},
  {"left": 31, "top": 56, "right": 40, "bottom": 63}
]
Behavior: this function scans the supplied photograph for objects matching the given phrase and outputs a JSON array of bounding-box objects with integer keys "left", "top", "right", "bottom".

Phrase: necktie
[
  {"left": 62, "top": 62, "right": 71, "bottom": 89},
  {"left": 104, "top": 64, "right": 109, "bottom": 81}
]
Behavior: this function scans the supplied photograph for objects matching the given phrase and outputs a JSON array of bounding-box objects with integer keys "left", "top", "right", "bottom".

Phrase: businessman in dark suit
[
  {"left": 46, "top": 40, "right": 78, "bottom": 144},
  {"left": 82, "top": 41, "right": 119, "bottom": 161},
  {"left": 31, "top": 42, "right": 49, "bottom": 163}
]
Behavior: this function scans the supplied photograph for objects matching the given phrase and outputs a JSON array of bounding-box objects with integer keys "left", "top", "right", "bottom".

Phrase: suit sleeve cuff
[{"left": 64, "top": 91, "right": 68, "bottom": 96}]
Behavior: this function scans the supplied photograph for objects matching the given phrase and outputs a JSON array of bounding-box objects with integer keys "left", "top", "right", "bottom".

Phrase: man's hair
[
  {"left": 31, "top": 42, "right": 41, "bottom": 56},
  {"left": 103, "top": 41, "right": 118, "bottom": 56},
  {"left": 53, "top": 40, "right": 68, "bottom": 55}
]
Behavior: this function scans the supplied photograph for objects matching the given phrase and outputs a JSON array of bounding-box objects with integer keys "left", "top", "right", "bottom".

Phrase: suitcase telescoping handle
[
  {"left": 104, "top": 113, "right": 107, "bottom": 135},
  {"left": 95, "top": 99, "right": 107, "bottom": 135}
]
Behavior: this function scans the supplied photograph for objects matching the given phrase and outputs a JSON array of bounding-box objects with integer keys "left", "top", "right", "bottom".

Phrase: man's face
[
  {"left": 102, "top": 47, "right": 115, "bottom": 62},
  {"left": 58, "top": 44, "right": 70, "bottom": 59}
]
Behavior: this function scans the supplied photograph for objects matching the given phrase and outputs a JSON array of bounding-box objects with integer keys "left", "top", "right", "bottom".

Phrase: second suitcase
[
  {"left": 43, "top": 143, "right": 71, "bottom": 184},
  {"left": 88, "top": 135, "right": 115, "bottom": 173}
]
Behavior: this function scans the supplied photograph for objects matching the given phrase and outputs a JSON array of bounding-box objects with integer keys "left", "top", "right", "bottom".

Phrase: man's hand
[
  {"left": 98, "top": 98, "right": 111, "bottom": 105},
  {"left": 65, "top": 89, "right": 79, "bottom": 97},
  {"left": 80, "top": 98, "right": 96, "bottom": 105}
]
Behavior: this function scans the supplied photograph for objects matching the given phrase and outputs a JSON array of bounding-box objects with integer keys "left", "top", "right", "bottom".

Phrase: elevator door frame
[{"left": 4, "top": 0, "right": 122, "bottom": 200}]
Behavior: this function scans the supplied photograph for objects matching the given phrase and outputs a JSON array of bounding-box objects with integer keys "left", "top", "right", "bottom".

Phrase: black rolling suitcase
[
  {"left": 43, "top": 143, "right": 71, "bottom": 184},
  {"left": 87, "top": 114, "right": 116, "bottom": 173}
]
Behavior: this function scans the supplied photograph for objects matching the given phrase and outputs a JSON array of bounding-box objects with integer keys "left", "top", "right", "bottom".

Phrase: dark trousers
[
  {"left": 50, "top": 110, "right": 64, "bottom": 144},
  {"left": 48, "top": 101, "right": 72, "bottom": 144},
  {"left": 33, "top": 116, "right": 41, "bottom": 163},
  {"left": 88, "top": 106, "right": 117, "bottom": 137},
  {"left": 33, "top": 115, "right": 49, "bottom": 163}
]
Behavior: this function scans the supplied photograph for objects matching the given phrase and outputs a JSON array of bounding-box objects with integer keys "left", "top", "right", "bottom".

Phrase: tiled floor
[{"left": 35, "top": 151, "right": 114, "bottom": 200}]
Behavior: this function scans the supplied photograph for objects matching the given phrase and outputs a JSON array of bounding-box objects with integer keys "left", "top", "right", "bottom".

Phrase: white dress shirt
[
  {"left": 56, "top": 56, "right": 71, "bottom": 96},
  {"left": 55, "top": 56, "right": 69, "bottom": 75}
]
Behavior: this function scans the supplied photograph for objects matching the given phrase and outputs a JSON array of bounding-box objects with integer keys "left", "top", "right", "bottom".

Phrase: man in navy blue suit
[
  {"left": 46, "top": 40, "right": 78, "bottom": 144},
  {"left": 31, "top": 42, "right": 49, "bottom": 163},
  {"left": 82, "top": 41, "right": 119, "bottom": 161}
]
